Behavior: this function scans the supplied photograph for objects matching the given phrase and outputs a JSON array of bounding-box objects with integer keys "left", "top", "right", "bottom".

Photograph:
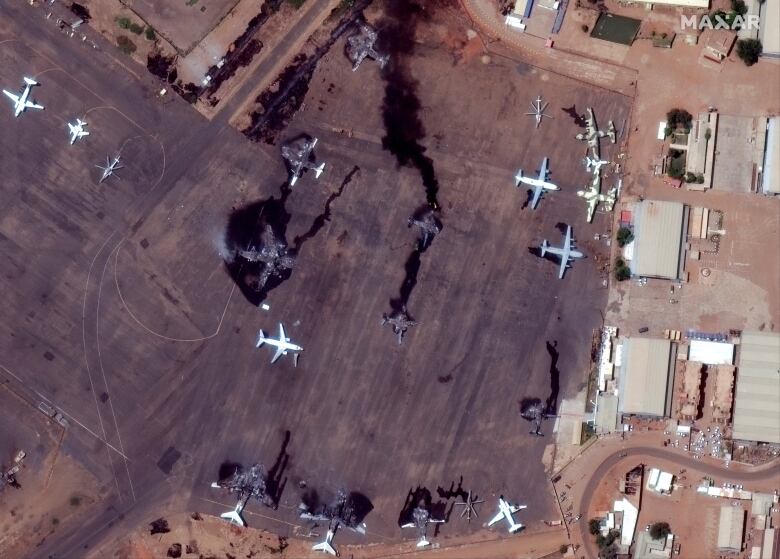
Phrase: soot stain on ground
[{"left": 225, "top": 167, "right": 358, "bottom": 305}]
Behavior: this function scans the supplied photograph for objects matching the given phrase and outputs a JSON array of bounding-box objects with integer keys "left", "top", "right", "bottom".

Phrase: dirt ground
[{"left": 0, "top": 388, "right": 103, "bottom": 557}]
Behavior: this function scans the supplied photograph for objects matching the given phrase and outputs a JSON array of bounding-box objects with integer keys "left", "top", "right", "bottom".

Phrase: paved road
[{"left": 575, "top": 446, "right": 780, "bottom": 558}]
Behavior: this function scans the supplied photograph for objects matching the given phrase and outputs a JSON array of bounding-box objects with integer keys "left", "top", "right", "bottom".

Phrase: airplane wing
[
  {"left": 270, "top": 345, "right": 285, "bottom": 364},
  {"left": 531, "top": 185, "right": 542, "bottom": 209},
  {"left": 564, "top": 226, "right": 571, "bottom": 254},
  {"left": 25, "top": 101, "right": 43, "bottom": 110},
  {"left": 279, "top": 323, "right": 286, "bottom": 342},
  {"left": 538, "top": 157, "right": 548, "bottom": 181},
  {"left": 488, "top": 511, "right": 505, "bottom": 526},
  {"left": 3, "top": 90, "right": 20, "bottom": 103},
  {"left": 509, "top": 504, "right": 527, "bottom": 513},
  {"left": 586, "top": 197, "right": 597, "bottom": 222}
]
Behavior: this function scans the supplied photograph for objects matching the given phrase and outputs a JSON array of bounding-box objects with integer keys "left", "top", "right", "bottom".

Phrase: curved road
[{"left": 576, "top": 446, "right": 780, "bottom": 558}]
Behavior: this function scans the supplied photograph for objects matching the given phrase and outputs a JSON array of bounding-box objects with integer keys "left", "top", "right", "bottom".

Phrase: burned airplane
[
  {"left": 346, "top": 22, "right": 389, "bottom": 71},
  {"left": 281, "top": 135, "right": 325, "bottom": 187},
  {"left": 299, "top": 489, "right": 372, "bottom": 556},
  {"left": 381, "top": 307, "right": 417, "bottom": 345},
  {"left": 210, "top": 463, "right": 272, "bottom": 527}
]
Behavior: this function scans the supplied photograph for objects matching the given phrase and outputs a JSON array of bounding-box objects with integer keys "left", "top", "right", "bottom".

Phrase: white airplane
[
  {"left": 488, "top": 496, "right": 526, "bottom": 533},
  {"left": 583, "top": 155, "right": 609, "bottom": 174},
  {"left": 540, "top": 225, "right": 585, "bottom": 280},
  {"left": 210, "top": 493, "right": 247, "bottom": 526},
  {"left": 67, "top": 118, "right": 89, "bottom": 144},
  {"left": 525, "top": 95, "right": 551, "bottom": 129},
  {"left": 515, "top": 156, "right": 560, "bottom": 210},
  {"left": 576, "top": 173, "right": 617, "bottom": 223},
  {"left": 3, "top": 77, "right": 44, "bottom": 117},
  {"left": 312, "top": 529, "right": 337, "bottom": 556},
  {"left": 96, "top": 155, "right": 123, "bottom": 183},
  {"left": 256, "top": 323, "right": 303, "bottom": 366}
]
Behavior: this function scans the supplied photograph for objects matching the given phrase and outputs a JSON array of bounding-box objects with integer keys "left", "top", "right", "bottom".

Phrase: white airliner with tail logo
[
  {"left": 68, "top": 118, "right": 89, "bottom": 144},
  {"left": 3, "top": 77, "right": 44, "bottom": 117},
  {"left": 257, "top": 323, "right": 303, "bottom": 366},
  {"left": 488, "top": 496, "right": 526, "bottom": 533},
  {"left": 515, "top": 157, "right": 560, "bottom": 209},
  {"left": 540, "top": 225, "right": 585, "bottom": 279}
]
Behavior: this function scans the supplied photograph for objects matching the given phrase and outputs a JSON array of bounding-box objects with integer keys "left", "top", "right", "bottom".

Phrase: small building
[
  {"left": 595, "top": 392, "right": 620, "bottom": 434},
  {"left": 762, "top": 117, "right": 780, "bottom": 195},
  {"left": 613, "top": 497, "right": 639, "bottom": 547},
  {"left": 717, "top": 505, "right": 745, "bottom": 552},
  {"left": 646, "top": 467, "right": 674, "bottom": 494},
  {"left": 688, "top": 340, "right": 734, "bottom": 364},
  {"left": 685, "top": 112, "right": 717, "bottom": 190},
  {"left": 731, "top": 331, "right": 780, "bottom": 444},
  {"left": 703, "top": 29, "right": 737, "bottom": 62},
  {"left": 630, "top": 200, "right": 687, "bottom": 280},
  {"left": 759, "top": 0, "right": 780, "bottom": 58},
  {"left": 634, "top": 530, "right": 675, "bottom": 559},
  {"left": 618, "top": 338, "right": 675, "bottom": 417}
]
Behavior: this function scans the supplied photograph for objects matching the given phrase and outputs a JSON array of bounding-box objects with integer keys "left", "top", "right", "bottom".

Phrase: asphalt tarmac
[{"left": 0, "top": 2, "right": 632, "bottom": 555}]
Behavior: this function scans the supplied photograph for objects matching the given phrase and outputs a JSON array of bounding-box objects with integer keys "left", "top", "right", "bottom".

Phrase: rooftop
[
  {"left": 630, "top": 200, "right": 686, "bottom": 280},
  {"left": 619, "top": 338, "right": 673, "bottom": 417},
  {"left": 732, "top": 331, "right": 780, "bottom": 444}
]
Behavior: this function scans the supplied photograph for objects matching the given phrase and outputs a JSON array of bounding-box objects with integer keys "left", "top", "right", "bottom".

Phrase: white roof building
[
  {"left": 614, "top": 498, "right": 639, "bottom": 547},
  {"left": 688, "top": 340, "right": 735, "bottom": 365}
]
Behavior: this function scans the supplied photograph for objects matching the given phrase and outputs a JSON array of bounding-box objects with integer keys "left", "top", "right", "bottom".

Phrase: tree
[
  {"left": 731, "top": 0, "right": 747, "bottom": 16},
  {"left": 616, "top": 227, "right": 634, "bottom": 247},
  {"left": 696, "top": 174, "right": 705, "bottom": 184},
  {"left": 589, "top": 518, "right": 601, "bottom": 535},
  {"left": 649, "top": 521, "right": 672, "bottom": 539},
  {"left": 704, "top": 128, "right": 711, "bottom": 141},
  {"left": 144, "top": 26, "right": 156, "bottom": 41},
  {"left": 666, "top": 108, "right": 693, "bottom": 131},
  {"left": 614, "top": 258, "right": 631, "bottom": 281},
  {"left": 684, "top": 171, "right": 697, "bottom": 183},
  {"left": 559, "top": 544, "right": 569, "bottom": 555},
  {"left": 115, "top": 16, "right": 131, "bottom": 29},
  {"left": 736, "top": 39, "right": 762, "bottom": 66}
]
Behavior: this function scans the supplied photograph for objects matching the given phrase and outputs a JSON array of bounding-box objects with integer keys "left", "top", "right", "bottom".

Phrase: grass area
[
  {"left": 667, "top": 148, "right": 686, "bottom": 179},
  {"left": 286, "top": 0, "right": 307, "bottom": 8},
  {"left": 116, "top": 35, "right": 137, "bottom": 55},
  {"left": 116, "top": 16, "right": 144, "bottom": 35}
]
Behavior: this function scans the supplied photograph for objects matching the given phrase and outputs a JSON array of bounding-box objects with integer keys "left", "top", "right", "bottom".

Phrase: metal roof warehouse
[
  {"left": 732, "top": 331, "right": 780, "bottom": 444},
  {"left": 630, "top": 200, "right": 687, "bottom": 280}
]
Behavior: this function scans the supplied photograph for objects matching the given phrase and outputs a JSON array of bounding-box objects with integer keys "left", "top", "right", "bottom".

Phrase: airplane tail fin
[
  {"left": 23, "top": 77, "right": 38, "bottom": 85},
  {"left": 220, "top": 509, "right": 245, "bottom": 527},
  {"left": 256, "top": 330, "right": 266, "bottom": 348},
  {"left": 540, "top": 239, "right": 548, "bottom": 258},
  {"left": 509, "top": 522, "right": 523, "bottom": 533},
  {"left": 312, "top": 541, "right": 337, "bottom": 556},
  {"left": 313, "top": 163, "right": 325, "bottom": 179}
]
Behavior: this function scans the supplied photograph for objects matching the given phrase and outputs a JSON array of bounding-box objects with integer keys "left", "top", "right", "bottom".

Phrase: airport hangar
[
  {"left": 731, "top": 331, "right": 780, "bottom": 445},
  {"left": 628, "top": 200, "right": 687, "bottom": 281}
]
